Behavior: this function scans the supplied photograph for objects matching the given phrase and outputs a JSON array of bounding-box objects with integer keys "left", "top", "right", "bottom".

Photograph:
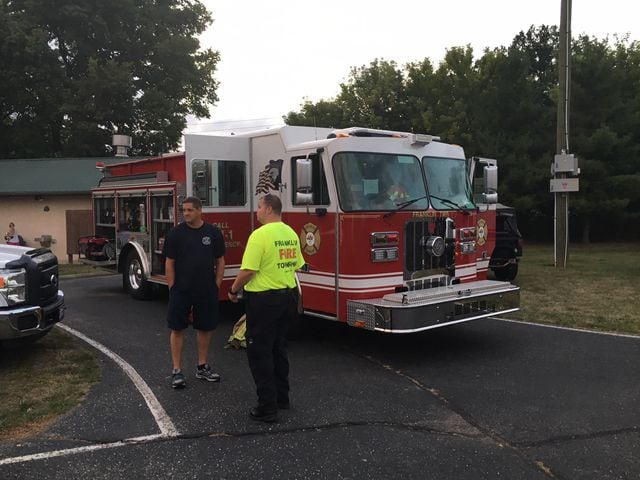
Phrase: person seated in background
[
  {"left": 4, "top": 222, "right": 25, "bottom": 246},
  {"left": 386, "top": 182, "right": 409, "bottom": 203},
  {"left": 367, "top": 192, "right": 395, "bottom": 210}
]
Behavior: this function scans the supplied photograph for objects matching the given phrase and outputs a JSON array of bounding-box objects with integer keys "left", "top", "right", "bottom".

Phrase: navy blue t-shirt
[{"left": 163, "top": 222, "right": 225, "bottom": 297}]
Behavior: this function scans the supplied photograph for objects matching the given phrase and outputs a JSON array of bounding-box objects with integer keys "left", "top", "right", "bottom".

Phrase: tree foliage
[
  {"left": 0, "top": 0, "right": 219, "bottom": 157},
  {"left": 284, "top": 26, "right": 640, "bottom": 241}
]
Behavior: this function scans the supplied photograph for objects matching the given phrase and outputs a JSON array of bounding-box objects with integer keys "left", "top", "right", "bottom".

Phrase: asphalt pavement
[{"left": 0, "top": 274, "right": 638, "bottom": 479}]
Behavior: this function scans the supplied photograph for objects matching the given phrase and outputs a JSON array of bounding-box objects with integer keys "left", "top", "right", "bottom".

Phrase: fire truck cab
[{"left": 85, "top": 126, "right": 519, "bottom": 333}]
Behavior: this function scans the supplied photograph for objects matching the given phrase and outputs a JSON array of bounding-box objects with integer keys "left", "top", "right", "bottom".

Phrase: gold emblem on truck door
[
  {"left": 477, "top": 218, "right": 488, "bottom": 246},
  {"left": 300, "top": 223, "right": 321, "bottom": 255}
]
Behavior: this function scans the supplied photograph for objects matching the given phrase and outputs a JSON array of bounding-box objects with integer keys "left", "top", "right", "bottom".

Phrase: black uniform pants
[{"left": 245, "top": 290, "right": 296, "bottom": 411}]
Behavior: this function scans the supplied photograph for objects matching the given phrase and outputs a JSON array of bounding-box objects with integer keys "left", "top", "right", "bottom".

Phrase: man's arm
[
  {"left": 165, "top": 257, "right": 176, "bottom": 289},
  {"left": 215, "top": 256, "right": 225, "bottom": 289}
]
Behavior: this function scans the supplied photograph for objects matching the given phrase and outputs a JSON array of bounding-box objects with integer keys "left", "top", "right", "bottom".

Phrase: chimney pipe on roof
[{"left": 112, "top": 135, "right": 132, "bottom": 157}]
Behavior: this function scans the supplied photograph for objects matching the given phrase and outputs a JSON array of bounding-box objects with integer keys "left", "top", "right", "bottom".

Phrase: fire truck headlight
[
  {"left": 459, "top": 241, "right": 476, "bottom": 255},
  {"left": 370, "top": 247, "right": 399, "bottom": 263},
  {"left": 422, "top": 236, "right": 445, "bottom": 257}
]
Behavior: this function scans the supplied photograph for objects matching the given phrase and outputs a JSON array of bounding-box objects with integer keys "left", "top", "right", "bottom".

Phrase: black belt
[{"left": 247, "top": 288, "right": 294, "bottom": 295}]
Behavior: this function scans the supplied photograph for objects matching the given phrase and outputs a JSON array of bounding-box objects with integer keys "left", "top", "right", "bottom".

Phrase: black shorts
[{"left": 167, "top": 288, "right": 219, "bottom": 331}]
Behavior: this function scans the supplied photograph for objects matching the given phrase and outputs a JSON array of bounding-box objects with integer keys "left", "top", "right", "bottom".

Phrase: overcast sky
[{"left": 189, "top": 0, "right": 639, "bottom": 133}]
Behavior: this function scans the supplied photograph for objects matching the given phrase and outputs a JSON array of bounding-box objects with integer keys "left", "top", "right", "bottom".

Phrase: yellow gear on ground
[{"left": 225, "top": 314, "right": 247, "bottom": 349}]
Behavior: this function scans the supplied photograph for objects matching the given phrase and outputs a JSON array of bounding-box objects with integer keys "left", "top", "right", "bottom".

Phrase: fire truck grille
[{"left": 404, "top": 218, "right": 452, "bottom": 276}]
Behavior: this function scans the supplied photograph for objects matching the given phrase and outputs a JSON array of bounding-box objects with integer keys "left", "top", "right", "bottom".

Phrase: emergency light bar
[{"left": 410, "top": 133, "right": 440, "bottom": 145}]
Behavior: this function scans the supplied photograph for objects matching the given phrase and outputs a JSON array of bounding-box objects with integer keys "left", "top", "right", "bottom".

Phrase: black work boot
[{"left": 249, "top": 406, "right": 278, "bottom": 423}]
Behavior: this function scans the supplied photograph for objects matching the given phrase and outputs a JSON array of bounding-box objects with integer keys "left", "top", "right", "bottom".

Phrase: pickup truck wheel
[{"left": 124, "top": 251, "right": 153, "bottom": 300}]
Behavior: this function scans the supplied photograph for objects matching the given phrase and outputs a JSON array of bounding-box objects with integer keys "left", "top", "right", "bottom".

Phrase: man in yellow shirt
[{"left": 228, "top": 194, "right": 305, "bottom": 422}]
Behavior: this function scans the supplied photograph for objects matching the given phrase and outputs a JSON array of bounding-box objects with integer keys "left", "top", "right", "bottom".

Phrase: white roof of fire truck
[{"left": 185, "top": 125, "right": 464, "bottom": 160}]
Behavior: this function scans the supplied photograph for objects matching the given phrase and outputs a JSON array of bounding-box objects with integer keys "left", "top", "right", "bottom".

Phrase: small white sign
[{"left": 550, "top": 178, "right": 579, "bottom": 192}]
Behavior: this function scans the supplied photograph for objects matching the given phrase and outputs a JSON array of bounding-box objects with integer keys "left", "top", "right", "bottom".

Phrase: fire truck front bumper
[{"left": 346, "top": 280, "right": 519, "bottom": 333}]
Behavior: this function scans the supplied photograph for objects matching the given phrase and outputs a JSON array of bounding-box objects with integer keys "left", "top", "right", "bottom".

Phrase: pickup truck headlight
[{"left": 0, "top": 268, "right": 26, "bottom": 307}]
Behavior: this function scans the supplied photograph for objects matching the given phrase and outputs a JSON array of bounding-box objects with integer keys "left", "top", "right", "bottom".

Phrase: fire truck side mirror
[
  {"left": 483, "top": 165, "right": 498, "bottom": 204},
  {"left": 296, "top": 158, "right": 313, "bottom": 205}
]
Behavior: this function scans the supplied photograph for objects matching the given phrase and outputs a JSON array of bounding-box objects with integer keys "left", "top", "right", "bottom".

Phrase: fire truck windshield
[
  {"left": 333, "top": 152, "right": 428, "bottom": 211},
  {"left": 422, "top": 156, "right": 475, "bottom": 211}
]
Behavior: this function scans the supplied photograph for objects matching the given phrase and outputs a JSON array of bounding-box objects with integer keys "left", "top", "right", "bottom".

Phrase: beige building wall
[{"left": 1, "top": 195, "right": 91, "bottom": 263}]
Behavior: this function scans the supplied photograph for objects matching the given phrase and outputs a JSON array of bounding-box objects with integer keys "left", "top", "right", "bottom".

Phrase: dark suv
[{"left": 490, "top": 204, "right": 523, "bottom": 281}]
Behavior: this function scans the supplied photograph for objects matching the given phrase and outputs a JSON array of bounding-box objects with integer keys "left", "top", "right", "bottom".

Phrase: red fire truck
[{"left": 82, "top": 126, "right": 519, "bottom": 333}]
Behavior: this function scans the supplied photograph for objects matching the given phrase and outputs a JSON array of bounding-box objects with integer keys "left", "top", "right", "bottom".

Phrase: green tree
[
  {"left": 420, "top": 46, "right": 479, "bottom": 148},
  {"left": 284, "top": 26, "right": 640, "bottom": 241},
  {"left": 284, "top": 99, "right": 345, "bottom": 129},
  {"left": 336, "top": 59, "right": 408, "bottom": 131},
  {"left": 0, "top": 0, "right": 219, "bottom": 158},
  {"left": 473, "top": 26, "right": 558, "bottom": 239},
  {"left": 285, "top": 59, "right": 407, "bottom": 131},
  {"left": 570, "top": 35, "right": 640, "bottom": 241}
]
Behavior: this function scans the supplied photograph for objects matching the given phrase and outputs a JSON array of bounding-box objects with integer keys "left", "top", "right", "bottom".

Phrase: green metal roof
[{"left": 0, "top": 157, "right": 143, "bottom": 195}]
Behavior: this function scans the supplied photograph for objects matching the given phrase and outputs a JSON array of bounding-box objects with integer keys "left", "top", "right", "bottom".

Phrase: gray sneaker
[
  {"left": 196, "top": 364, "right": 221, "bottom": 382},
  {"left": 172, "top": 370, "right": 186, "bottom": 389}
]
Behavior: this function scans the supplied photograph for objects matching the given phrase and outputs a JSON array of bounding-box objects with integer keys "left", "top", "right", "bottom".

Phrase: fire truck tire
[
  {"left": 124, "top": 251, "right": 153, "bottom": 300},
  {"left": 494, "top": 262, "right": 518, "bottom": 282}
]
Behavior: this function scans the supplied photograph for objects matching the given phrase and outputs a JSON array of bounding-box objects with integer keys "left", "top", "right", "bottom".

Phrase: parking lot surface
[{"left": 1, "top": 275, "right": 638, "bottom": 479}]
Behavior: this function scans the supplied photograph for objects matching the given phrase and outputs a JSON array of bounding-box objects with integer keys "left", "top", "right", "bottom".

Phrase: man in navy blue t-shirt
[{"left": 163, "top": 196, "right": 225, "bottom": 389}]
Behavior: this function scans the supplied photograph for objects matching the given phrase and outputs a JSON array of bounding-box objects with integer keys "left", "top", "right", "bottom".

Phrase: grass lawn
[
  {"left": 0, "top": 329, "right": 100, "bottom": 440},
  {"left": 510, "top": 242, "right": 640, "bottom": 335},
  {"left": 58, "top": 263, "right": 115, "bottom": 277}
]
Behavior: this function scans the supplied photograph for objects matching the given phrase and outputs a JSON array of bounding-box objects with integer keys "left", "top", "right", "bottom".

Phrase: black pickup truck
[
  {"left": 0, "top": 245, "right": 65, "bottom": 344},
  {"left": 490, "top": 203, "right": 523, "bottom": 281}
]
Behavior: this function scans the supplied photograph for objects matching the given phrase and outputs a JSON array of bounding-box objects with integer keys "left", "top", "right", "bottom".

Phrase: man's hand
[
  {"left": 227, "top": 270, "right": 255, "bottom": 303},
  {"left": 228, "top": 290, "right": 239, "bottom": 303}
]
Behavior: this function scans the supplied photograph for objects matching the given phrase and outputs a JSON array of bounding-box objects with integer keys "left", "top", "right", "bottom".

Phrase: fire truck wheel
[{"left": 124, "top": 251, "right": 153, "bottom": 300}]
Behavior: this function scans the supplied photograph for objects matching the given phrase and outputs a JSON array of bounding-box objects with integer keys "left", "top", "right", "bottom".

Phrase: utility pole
[{"left": 552, "top": 0, "right": 577, "bottom": 268}]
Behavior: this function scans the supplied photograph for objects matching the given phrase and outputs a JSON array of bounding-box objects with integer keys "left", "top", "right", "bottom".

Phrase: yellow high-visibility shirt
[{"left": 241, "top": 221, "right": 305, "bottom": 292}]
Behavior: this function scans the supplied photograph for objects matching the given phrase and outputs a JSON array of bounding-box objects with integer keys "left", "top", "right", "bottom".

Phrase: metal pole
[{"left": 555, "top": 0, "right": 571, "bottom": 268}]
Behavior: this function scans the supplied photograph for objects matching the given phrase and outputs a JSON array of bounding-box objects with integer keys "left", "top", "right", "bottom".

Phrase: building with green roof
[{"left": 0, "top": 157, "right": 139, "bottom": 262}]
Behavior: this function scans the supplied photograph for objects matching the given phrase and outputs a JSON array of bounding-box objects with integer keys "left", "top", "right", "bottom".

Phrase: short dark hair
[
  {"left": 183, "top": 196, "right": 202, "bottom": 209},
  {"left": 262, "top": 194, "right": 282, "bottom": 215}
]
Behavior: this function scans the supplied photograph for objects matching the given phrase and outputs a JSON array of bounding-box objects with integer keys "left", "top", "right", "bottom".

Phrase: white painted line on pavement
[
  {"left": 57, "top": 323, "right": 179, "bottom": 437},
  {"left": 496, "top": 317, "right": 640, "bottom": 339},
  {"left": 0, "top": 434, "right": 165, "bottom": 466}
]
